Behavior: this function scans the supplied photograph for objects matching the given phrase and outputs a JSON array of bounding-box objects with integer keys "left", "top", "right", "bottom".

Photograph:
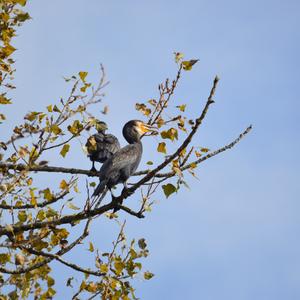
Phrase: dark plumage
[
  {"left": 86, "top": 121, "right": 120, "bottom": 172},
  {"left": 93, "top": 120, "right": 155, "bottom": 197}
]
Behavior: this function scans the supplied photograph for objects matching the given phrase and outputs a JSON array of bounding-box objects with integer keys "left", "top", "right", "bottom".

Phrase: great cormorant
[
  {"left": 85, "top": 121, "right": 120, "bottom": 172},
  {"left": 93, "top": 120, "right": 155, "bottom": 197}
]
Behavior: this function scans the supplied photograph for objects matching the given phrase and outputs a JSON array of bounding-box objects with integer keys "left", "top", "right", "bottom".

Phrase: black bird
[
  {"left": 85, "top": 121, "right": 120, "bottom": 172},
  {"left": 93, "top": 120, "right": 155, "bottom": 197}
]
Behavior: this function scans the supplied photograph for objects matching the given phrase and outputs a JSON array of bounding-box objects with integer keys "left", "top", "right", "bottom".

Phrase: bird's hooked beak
[{"left": 138, "top": 122, "right": 158, "bottom": 137}]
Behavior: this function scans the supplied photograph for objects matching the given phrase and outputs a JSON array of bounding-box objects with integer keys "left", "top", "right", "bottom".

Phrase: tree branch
[
  {"left": 0, "top": 219, "right": 92, "bottom": 274},
  {"left": 24, "top": 247, "right": 104, "bottom": 277}
]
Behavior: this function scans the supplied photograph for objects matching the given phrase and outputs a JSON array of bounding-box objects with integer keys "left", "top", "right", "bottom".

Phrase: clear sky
[{"left": 5, "top": 0, "right": 300, "bottom": 299}]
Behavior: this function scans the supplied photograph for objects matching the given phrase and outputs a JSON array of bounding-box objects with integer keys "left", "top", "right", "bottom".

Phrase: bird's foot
[
  {"left": 90, "top": 166, "right": 97, "bottom": 173},
  {"left": 112, "top": 198, "right": 123, "bottom": 213}
]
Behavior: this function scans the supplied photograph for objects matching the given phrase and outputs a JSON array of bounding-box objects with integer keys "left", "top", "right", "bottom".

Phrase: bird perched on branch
[
  {"left": 85, "top": 121, "right": 120, "bottom": 172},
  {"left": 93, "top": 120, "right": 156, "bottom": 198}
]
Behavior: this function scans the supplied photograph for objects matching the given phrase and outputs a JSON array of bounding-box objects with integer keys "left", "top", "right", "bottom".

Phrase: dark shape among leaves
[{"left": 85, "top": 120, "right": 120, "bottom": 172}]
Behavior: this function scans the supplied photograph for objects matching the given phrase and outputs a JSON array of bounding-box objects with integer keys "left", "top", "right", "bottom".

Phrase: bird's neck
[{"left": 126, "top": 136, "right": 141, "bottom": 144}]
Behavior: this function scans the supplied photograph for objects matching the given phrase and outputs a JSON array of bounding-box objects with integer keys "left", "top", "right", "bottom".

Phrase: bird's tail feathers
[{"left": 92, "top": 180, "right": 107, "bottom": 197}]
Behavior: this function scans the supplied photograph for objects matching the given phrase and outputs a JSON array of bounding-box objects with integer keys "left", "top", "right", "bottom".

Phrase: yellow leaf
[
  {"left": 37, "top": 210, "right": 46, "bottom": 221},
  {"left": 195, "top": 150, "right": 202, "bottom": 157},
  {"left": 43, "top": 188, "right": 53, "bottom": 201},
  {"left": 29, "top": 147, "right": 39, "bottom": 161},
  {"left": 0, "top": 95, "right": 12, "bottom": 104},
  {"left": 47, "top": 277, "right": 55, "bottom": 287},
  {"left": 0, "top": 253, "right": 11, "bottom": 264},
  {"left": 67, "top": 202, "right": 80, "bottom": 210},
  {"left": 148, "top": 99, "right": 157, "bottom": 106},
  {"left": 79, "top": 71, "right": 88, "bottom": 82},
  {"left": 88, "top": 242, "right": 94, "bottom": 252},
  {"left": 47, "top": 105, "right": 53, "bottom": 112},
  {"left": 114, "top": 260, "right": 125, "bottom": 275},
  {"left": 80, "top": 83, "right": 91, "bottom": 93},
  {"left": 100, "top": 264, "right": 108, "bottom": 273},
  {"left": 200, "top": 147, "right": 210, "bottom": 153},
  {"left": 160, "top": 128, "right": 178, "bottom": 141},
  {"left": 60, "top": 144, "right": 70, "bottom": 158},
  {"left": 18, "top": 210, "right": 27, "bottom": 222},
  {"left": 86, "top": 282, "right": 97, "bottom": 293},
  {"left": 182, "top": 59, "right": 199, "bottom": 71},
  {"left": 67, "top": 120, "right": 83, "bottom": 135},
  {"left": 29, "top": 189, "right": 37, "bottom": 206},
  {"left": 74, "top": 184, "right": 79, "bottom": 193},
  {"left": 2, "top": 44, "right": 16, "bottom": 57},
  {"left": 60, "top": 179, "right": 69, "bottom": 190},
  {"left": 157, "top": 142, "right": 167, "bottom": 154},
  {"left": 176, "top": 104, "right": 186, "bottom": 112},
  {"left": 189, "top": 162, "right": 197, "bottom": 169},
  {"left": 174, "top": 52, "right": 184, "bottom": 63},
  {"left": 38, "top": 113, "right": 46, "bottom": 122},
  {"left": 51, "top": 124, "right": 62, "bottom": 135}
]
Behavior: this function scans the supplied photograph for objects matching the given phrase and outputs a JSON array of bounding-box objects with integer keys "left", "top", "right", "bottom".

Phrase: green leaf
[
  {"left": 14, "top": 12, "right": 31, "bottom": 22},
  {"left": 144, "top": 271, "right": 154, "bottom": 280},
  {"left": 43, "top": 188, "right": 53, "bottom": 201},
  {"left": 53, "top": 105, "right": 61, "bottom": 112},
  {"left": 162, "top": 183, "right": 177, "bottom": 198},
  {"left": 176, "top": 104, "right": 186, "bottom": 112},
  {"left": 60, "top": 144, "right": 70, "bottom": 158},
  {"left": 157, "top": 142, "right": 166, "bottom": 154},
  {"left": 18, "top": 210, "right": 27, "bottom": 222},
  {"left": 17, "top": 0, "right": 27, "bottom": 6},
  {"left": 138, "top": 238, "right": 147, "bottom": 249},
  {"left": 88, "top": 242, "right": 94, "bottom": 252}
]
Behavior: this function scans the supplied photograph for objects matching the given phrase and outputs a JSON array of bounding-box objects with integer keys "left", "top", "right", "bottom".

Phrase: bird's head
[{"left": 123, "top": 120, "right": 157, "bottom": 143}]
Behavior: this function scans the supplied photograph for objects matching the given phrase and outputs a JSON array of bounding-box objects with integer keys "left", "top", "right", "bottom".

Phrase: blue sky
[{"left": 4, "top": 0, "right": 300, "bottom": 299}]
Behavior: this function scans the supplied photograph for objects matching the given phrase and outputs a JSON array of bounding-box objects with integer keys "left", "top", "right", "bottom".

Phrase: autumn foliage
[{"left": 0, "top": 1, "right": 251, "bottom": 299}]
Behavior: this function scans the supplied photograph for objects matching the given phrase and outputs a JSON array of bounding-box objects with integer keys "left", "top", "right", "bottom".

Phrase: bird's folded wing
[{"left": 100, "top": 144, "right": 139, "bottom": 175}]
